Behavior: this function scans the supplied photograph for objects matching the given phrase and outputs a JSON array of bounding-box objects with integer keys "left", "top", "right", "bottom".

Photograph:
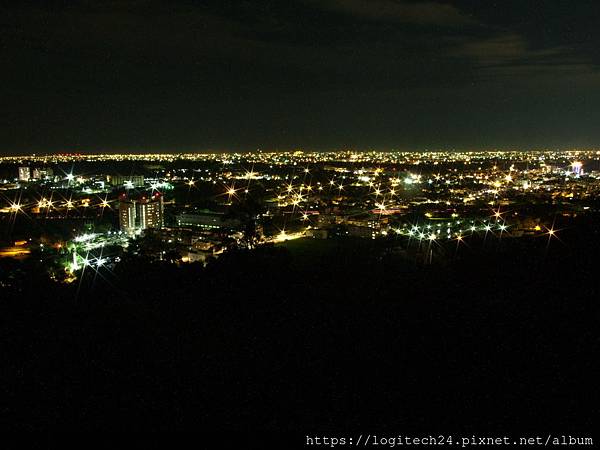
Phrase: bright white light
[{"left": 74, "top": 233, "right": 97, "bottom": 243}]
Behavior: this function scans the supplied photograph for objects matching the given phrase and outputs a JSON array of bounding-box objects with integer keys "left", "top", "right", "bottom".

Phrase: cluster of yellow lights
[
  {"left": 3, "top": 196, "right": 112, "bottom": 212},
  {"left": 0, "top": 151, "right": 585, "bottom": 254}
]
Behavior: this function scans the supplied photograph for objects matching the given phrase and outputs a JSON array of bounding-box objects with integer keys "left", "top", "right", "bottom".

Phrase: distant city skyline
[{"left": 3, "top": 147, "right": 600, "bottom": 158}]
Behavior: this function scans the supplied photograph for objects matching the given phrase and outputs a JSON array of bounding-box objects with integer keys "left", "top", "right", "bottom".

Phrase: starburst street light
[
  {"left": 38, "top": 198, "right": 52, "bottom": 209},
  {"left": 543, "top": 225, "right": 561, "bottom": 247},
  {"left": 224, "top": 184, "right": 239, "bottom": 201}
]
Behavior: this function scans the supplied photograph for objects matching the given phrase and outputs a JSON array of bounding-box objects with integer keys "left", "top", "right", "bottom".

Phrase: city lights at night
[
  {"left": 1, "top": 149, "right": 592, "bottom": 281},
  {"left": 2, "top": 0, "right": 600, "bottom": 442}
]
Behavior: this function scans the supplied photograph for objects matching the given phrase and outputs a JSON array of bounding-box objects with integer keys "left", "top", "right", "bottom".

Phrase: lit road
[
  {"left": 0, "top": 247, "right": 31, "bottom": 259},
  {"left": 266, "top": 231, "right": 306, "bottom": 243}
]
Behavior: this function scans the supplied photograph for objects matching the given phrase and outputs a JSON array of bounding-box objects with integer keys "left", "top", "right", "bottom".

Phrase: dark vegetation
[{"left": 1, "top": 216, "right": 599, "bottom": 431}]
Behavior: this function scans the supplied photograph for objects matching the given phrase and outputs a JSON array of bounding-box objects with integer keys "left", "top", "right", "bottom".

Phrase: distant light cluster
[{"left": 0, "top": 149, "right": 595, "bottom": 280}]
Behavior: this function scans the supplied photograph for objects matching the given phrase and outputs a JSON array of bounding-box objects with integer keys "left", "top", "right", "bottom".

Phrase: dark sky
[{"left": 3, "top": 0, "right": 600, "bottom": 154}]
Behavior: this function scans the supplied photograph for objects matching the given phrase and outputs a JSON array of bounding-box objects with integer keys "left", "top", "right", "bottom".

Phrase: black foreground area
[{"left": 1, "top": 222, "right": 599, "bottom": 432}]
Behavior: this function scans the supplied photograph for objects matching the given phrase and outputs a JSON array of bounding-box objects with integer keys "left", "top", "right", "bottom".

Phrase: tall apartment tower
[
  {"left": 18, "top": 167, "right": 31, "bottom": 182},
  {"left": 138, "top": 194, "right": 164, "bottom": 230},
  {"left": 119, "top": 200, "right": 137, "bottom": 234}
]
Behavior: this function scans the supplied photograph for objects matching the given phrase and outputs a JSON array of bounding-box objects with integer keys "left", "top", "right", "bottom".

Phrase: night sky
[{"left": 3, "top": 0, "right": 600, "bottom": 154}]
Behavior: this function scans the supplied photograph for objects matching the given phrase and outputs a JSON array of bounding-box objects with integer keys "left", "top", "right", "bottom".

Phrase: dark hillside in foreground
[{"left": 1, "top": 218, "right": 599, "bottom": 431}]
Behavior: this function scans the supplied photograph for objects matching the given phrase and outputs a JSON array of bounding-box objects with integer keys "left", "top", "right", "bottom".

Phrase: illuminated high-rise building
[
  {"left": 571, "top": 161, "right": 583, "bottom": 176},
  {"left": 119, "top": 200, "right": 137, "bottom": 234},
  {"left": 137, "top": 194, "right": 164, "bottom": 230},
  {"left": 18, "top": 167, "right": 31, "bottom": 182}
]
